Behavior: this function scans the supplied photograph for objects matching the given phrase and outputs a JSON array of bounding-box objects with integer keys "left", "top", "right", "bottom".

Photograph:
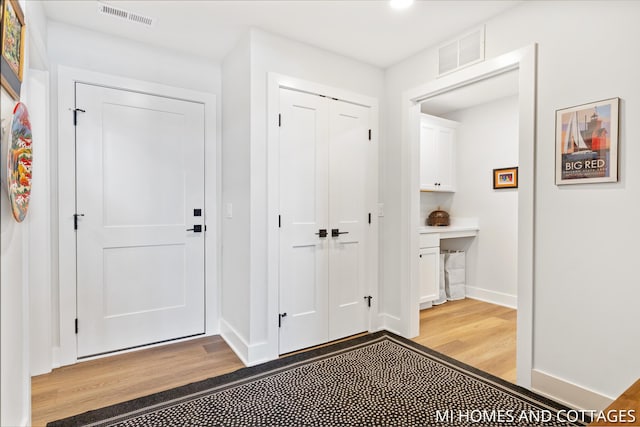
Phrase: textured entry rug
[{"left": 48, "top": 331, "right": 588, "bottom": 426}]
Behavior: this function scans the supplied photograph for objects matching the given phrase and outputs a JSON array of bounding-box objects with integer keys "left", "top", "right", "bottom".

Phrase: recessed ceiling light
[{"left": 390, "top": 0, "right": 414, "bottom": 10}]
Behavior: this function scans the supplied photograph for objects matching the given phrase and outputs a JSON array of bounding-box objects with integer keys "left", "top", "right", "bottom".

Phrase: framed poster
[
  {"left": 555, "top": 98, "right": 619, "bottom": 185},
  {"left": 493, "top": 167, "right": 518, "bottom": 189},
  {"left": 0, "top": 0, "right": 26, "bottom": 100}
]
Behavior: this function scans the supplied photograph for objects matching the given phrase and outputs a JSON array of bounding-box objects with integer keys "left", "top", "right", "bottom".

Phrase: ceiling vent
[
  {"left": 438, "top": 26, "right": 485, "bottom": 76},
  {"left": 98, "top": 3, "right": 154, "bottom": 27}
]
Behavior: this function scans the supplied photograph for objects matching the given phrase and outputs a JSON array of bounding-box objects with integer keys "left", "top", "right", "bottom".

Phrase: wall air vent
[
  {"left": 438, "top": 26, "right": 485, "bottom": 76},
  {"left": 98, "top": 3, "right": 155, "bottom": 27}
]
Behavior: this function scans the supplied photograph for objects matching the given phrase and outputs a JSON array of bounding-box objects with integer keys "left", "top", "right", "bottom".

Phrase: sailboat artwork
[{"left": 556, "top": 98, "right": 619, "bottom": 185}]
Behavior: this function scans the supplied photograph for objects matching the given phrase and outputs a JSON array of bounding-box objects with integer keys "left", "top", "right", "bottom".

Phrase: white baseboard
[
  {"left": 377, "top": 313, "right": 403, "bottom": 336},
  {"left": 219, "top": 319, "right": 276, "bottom": 367},
  {"left": 219, "top": 319, "right": 250, "bottom": 366},
  {"left": 419, "top": 301, "right": 433, "bottom": 310},
  {"left": 465, "top": 286, "right": 517, "bottom": 309},
  {"left": 245, "top": 341, "right": 275, "bottom": 367},
  {"left": 531, "top": 370, "right": 614, "bottom": 411}
]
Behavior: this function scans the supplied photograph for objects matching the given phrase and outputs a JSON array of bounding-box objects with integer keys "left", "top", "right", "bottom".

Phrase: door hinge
[
  {"left": 278, "top": 312, "right": 287, "bottom": 327},
  {"left": 368, "top": 213, "right": 371, "bottom": 224},
  {"left": 75, "top": 318, "right": 78, "bottom": 334},
  {"left": 278, "top": 113, "right": 281, "bottom": 127},
  {"left": 368, "top": 129, "right": 372, "bottom": 141},
  {"left": 73, "top": 108, "right": 86, "bottom": 126},
  {"left": 278, "top": 215, "right": 281, "bottom": 228},
  {"left": 364, "top": 296, "right": 373, "bottom": 308}
]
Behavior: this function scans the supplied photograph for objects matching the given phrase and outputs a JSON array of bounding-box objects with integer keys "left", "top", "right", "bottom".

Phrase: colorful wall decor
[
  {"left": 555, "top": 98, "right": 620, "bottom": 185},
  {"left": 493, "top": 166, "right": 518, "bottom": 189},
  {"left": 7, "top": 101, "right": 32, "bottom": 222},
  {"left": 0, "top": 0, "right": 26, "bottom": 100}
]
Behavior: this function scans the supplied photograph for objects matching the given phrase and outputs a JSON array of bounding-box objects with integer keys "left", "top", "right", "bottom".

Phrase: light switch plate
[
  {"left": 377, "top": 203, "right": 384, "bottom": 217},
  {"left": 225, "top": 203, "right": 233, "bottom": 219}
]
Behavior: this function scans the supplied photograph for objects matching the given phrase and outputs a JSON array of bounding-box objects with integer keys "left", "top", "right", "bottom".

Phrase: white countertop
[{"left": 419, "top": 218, "right": 479, "bottom": 238}]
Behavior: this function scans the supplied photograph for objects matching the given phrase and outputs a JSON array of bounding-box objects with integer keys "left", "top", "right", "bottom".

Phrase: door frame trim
[
  {"left": 265, "top": 73, "right": 380, "bottom": 360},
  {"left": 402, "top": 45, "right": 537, "bottom": 387},
  {"left": 57, "top": 65, "right": 219, "bottom": 367}
]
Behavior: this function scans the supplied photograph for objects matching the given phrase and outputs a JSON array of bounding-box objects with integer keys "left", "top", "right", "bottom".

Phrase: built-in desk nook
[{"left": 418, "top": 219, "right": 479, "bottom": 307}]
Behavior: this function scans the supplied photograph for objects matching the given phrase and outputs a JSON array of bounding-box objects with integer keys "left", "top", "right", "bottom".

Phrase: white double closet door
[
  {"left": 278, "top": 87, "right": 373, "bottom": 354},
  {"left": 75, "top": 83, "right": 206, "bottom": 358}
]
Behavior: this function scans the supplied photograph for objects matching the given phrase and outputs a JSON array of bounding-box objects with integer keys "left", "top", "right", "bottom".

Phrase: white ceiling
[{"left": 41, "top": 1, "right": 521, "bottom": 68}]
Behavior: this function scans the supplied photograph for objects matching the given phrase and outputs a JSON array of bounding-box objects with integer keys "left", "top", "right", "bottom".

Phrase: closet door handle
[
  {"left": 331, "top": 229, "right": 349, "bottom": 237},
  {"left": 315, "top": 229, "right": 328, "bottom": 238}
]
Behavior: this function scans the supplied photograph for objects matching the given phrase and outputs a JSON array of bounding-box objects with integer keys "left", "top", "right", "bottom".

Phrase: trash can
[{"left": 444, "top": 250, "right": 466, "bottom": 300}]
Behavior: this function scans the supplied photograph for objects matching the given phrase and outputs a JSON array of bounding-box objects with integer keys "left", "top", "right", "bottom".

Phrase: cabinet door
[
  {"left": 419, "top": 122, "right": 439, "bottom": 191},
  {"left": 435, "top": 127, "right": 456, "bottom": 192},
  {"left": 419, "top": 246, "right": 440, "bottom": 303},
  {"left": 419, "top": 114, "right": 457, "bottom": 192}
]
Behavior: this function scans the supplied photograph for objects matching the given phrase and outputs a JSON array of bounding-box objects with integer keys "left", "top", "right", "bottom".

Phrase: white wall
[
  {"left": 45, "top": 21, "right": 222, "bottom": 370},
  {"left": 47, "top": 21, "right": 220, "bottom": 93},
  {"left": 0, "top": 89, "right": 30, "bottom": 427},
  {"left": 1, "top": 1, "right": 49, "bottom": 424},
  {"left": 385, "top": 0, "right": 640, "bottom": 405},
  {"left": 220, "top": 28, "right": 384, "bottom": 363},
  {"left": 25, "top": 0, "right": 51, "bottom": 379},
  {"left": 220, "top": 33, "right": 252, "bottom": 345},
  {"left": 27, "top": 69, "right": 52, "bottom": 376},
  {"left": 249, "top": 29, "right": 384, "bottom": 347},
  {"left": 437, "top": 95, "right": 519, "bottom": 305},
  {"left": 382, "top": 43, "right": 439, "bottom": 329}
]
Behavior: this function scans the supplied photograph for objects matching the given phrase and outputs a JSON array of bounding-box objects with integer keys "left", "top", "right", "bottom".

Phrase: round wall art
[{"left": 7, "top": 102, "right": 32, "bottom": 222}]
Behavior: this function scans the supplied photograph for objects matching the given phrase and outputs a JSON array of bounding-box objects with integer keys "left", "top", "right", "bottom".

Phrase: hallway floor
[{"left": 31, "top": 298, "right": 515, "bottom": 426}]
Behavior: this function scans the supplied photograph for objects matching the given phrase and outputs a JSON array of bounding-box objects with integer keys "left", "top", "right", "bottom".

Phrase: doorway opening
[
  {"left": 417, "top": 70, "right": 519, "bottom": 382},
  {"left": 404, "top": 45, "right": 536, "bottom": 387}
]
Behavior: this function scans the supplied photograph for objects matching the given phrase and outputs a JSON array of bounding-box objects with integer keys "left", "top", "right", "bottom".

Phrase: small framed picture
[
  {"left": 1, "top": 0, "right": 26, "bottom": 100},
  {"left": 493, "top": 167, "right": 518, "bottom": 189},
  {"left": 555, "top": 97, "right": 619, "bottom": 185}
]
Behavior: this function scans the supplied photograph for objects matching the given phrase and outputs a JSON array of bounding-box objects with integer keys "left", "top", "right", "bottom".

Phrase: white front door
[
  {"left": 278, "top": 88, "right": 372, "bottom": 354},
  {"left": 75, "top": 83, "right": 205, "bottom": 357},
  {"left": 278, "top": 88, "right": 329, "bottom": 354}
]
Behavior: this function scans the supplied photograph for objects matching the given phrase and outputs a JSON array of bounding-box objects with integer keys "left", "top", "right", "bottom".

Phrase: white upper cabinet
[{"left": 419, "top": 114, "right": 459, "bottom": 192}]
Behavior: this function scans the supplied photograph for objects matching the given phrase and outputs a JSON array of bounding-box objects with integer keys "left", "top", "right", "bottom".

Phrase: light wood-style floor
[
  {"left": 31, "top": 298, "right": 515, "bottom": 426},
  {"left": 31, "top": 336, "right": 244, "bottom": 426},
  {"left": 416, "top": 298, "right": 517, "bottom": 383}
]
